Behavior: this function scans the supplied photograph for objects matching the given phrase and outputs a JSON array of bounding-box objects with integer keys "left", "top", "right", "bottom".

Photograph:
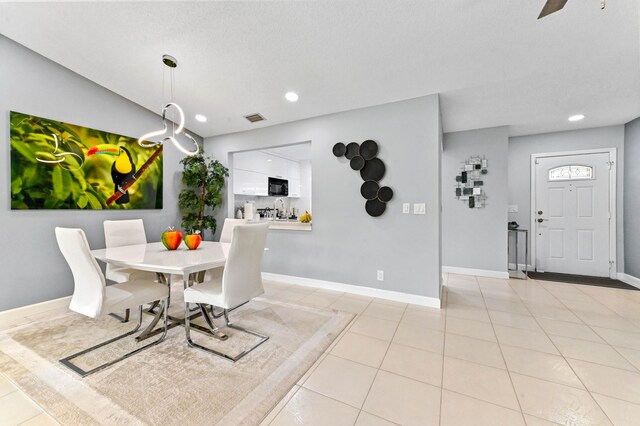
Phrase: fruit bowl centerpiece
[
  {"left": 184, "top": 230, "right": 202, "bottom": 250},
  {"left": 161, "top": 226, "right": 183, "bottom": 250}
]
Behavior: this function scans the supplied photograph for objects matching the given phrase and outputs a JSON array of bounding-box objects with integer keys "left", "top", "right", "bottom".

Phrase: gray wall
[
  {"left": 624, "top": 117, "right": 640, "bottom": 278},
  {"left": 0, "top": 36, "right": 200, "bottom": 311},
  {"left": 508, "top": 126, "right": 625, "bottom": 272},
  {"left": 205, "top": 95, "right": 442, "bottom": 299},
  {"left": 442, "top": 127, "right": 509, "bottom": 273}
]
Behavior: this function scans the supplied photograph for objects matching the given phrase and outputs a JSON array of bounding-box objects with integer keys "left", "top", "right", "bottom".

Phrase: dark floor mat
[{"left": 527, "top": 271, "right": 638, "bottom": 291}]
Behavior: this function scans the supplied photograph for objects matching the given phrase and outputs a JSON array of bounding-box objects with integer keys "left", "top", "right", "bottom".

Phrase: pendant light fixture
[{"left": 138, "top": 54, "right": 199, "bottom": 156}]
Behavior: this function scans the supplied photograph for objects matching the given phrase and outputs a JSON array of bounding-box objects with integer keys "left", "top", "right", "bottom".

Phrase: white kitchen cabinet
[
  {"left": 233, "top": 151, "right": 301, "bottom": 197},
  {"left": 233, "top": 169, "right": 268, "bottom": 196}
]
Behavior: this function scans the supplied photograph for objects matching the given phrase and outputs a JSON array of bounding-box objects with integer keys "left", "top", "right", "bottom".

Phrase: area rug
[{"left": 0, "top": 297, "right": 353, "bottom": 425}]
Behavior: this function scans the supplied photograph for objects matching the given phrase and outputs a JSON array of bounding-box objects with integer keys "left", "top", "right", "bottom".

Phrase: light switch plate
[
  {"left": 508, "top": 205, "right": 519, "bottom": 213},
  {"left": 402, "top": 203, "right": 410, "bottom": 214},
  {"left": 413, "top": 203, "right": 426, "bottom": 215}
]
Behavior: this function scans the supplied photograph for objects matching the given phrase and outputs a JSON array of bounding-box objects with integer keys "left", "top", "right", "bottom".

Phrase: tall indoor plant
[{"left": 178, "top": 149, "right": 229, "bottom": 239}]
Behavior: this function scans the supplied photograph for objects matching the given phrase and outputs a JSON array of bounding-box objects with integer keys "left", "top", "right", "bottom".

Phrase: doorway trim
[{"left": 529, "top": 148, "right": 617, "bottom": 279}]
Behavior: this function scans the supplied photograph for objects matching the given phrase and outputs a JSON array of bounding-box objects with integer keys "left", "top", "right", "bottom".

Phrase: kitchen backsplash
[{"left": 234, "top": 195, "right": 310, "bottom": 218}]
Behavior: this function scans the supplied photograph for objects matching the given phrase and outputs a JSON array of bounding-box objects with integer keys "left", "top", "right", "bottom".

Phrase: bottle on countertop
[{"left": 236, "top": 208, "right": 243, "bottom": 219}]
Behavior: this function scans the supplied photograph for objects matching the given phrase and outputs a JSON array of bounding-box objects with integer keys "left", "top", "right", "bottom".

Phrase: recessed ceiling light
[
  {"left": 568, "top": 114, "right": 585, "bottom": 122},
  {"left": 195, "top": 114, "right": 207, "bottom": 122},
  {"left": 285, "top": 92, "right": 299, "bottom": 102}
]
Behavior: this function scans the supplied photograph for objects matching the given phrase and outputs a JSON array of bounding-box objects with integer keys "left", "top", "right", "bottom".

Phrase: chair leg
[
  {"left": 60, "top": 299, "right": 169, "bottom": 377},
  {"left": 108, "top": 308, "right": 130, "bottom": 323},
  {"left": 184, "top": 304, "right": 268, "bottom": 362}
]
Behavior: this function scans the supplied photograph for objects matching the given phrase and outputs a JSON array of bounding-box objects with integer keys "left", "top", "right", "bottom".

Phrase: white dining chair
[
  {"left": 183, "top": 222, "right": 269, "bottom": 362},
  {"left": 55, "top": 227, "right": 169, "bottom": 377},
  {"left": 219, "top": 218, "right": 246, "bottom": 243},
  {"left": 104, "top": 219, "right": 158, "bottom": 322}
]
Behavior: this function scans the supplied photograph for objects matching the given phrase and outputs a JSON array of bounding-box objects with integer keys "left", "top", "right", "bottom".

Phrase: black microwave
[{"left": 268, "top": 177, "right": 288, "bottom": 196}]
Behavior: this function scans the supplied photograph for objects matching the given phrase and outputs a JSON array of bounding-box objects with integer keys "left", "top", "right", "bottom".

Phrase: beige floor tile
[
  {"left": 400, "top": 309, "right": 445, "bottom": 331},
  {"left": 362, "top": 303, "right": 405, "bottom": 322},
  {"left": 523, "top": 414, "right": 563, "bottom": 425},
  {"left": 568, "top": 359, "right": 640, "bottom": 405},
  {"left": 576, "top": 312, "right": 640, "bottom": 333},
  {"left": 0, "top": 316, "right": 31, "bottom": 332},
  {"left": 444, "top": 333, "right": 505, "bottom": 369},
  {"left": 355, "top": 411, "right": 398, "bottom": 426},
  {"left": 549, "top": 335, "right": 637, "bottom": 371},
  {"left": 362, "top": 370, "right": 441, "bottom": 426},
  {"left": 330, "top": 297, "right": 370, "bottom": 314},
  {"left": 286, "top": 285, "right": 318, "bottom": 294},
  {"left": 591, "top": 393, "right": 640, "bottom": 426},
  {"left": 341, "top": 293, "right": 374, "bottom": 303},
  {"left": 393, "top": 322, "right": 444, "bottom": 354},
  {"left": 349, "top": 316, "right": 399, "bottom": 341},
  {"left": 380, "top": 343, "right": 442, "bottom": 386},
  {"left": 526, "top": 305, "right": 582, "bottom": 323},
  {"left": 372, "top": 299, "right": 407, "bottom": 309},
  {"left": 615, "top": 346, "right": 640, "bottom": 371},
  {"left": 303, "top": 354, "right": 377, "bottom": 409},
  {"left": 483, "top": 297, "right": 530, "bottom": 315},
  {"left": 0, "top": 391, "right": 43, "bottom": 425},
  {"left": 269, "top": 290, "right": 308, "bottom": 303},
  {"left": 591, "top": 326, "right": 640, "bottom": 351},
  {"left": 331, "top": 332, "right": 390, "bottom": 368},
  {"left": 501, "top": 345, "right": 584, "bottom": 389},
  {"left": 493, "top": 325, "right": 559, "bottom": 355},
  {"left": 440, "top": 390, "right": 525, "bottom": 426},
  {"left": 271, "top": 387, "right": 360, "bottom": 426},
  {"left": 261, "top": 385, "right": 300, "bottom": 425},
  {"left": 442, "top": 357, "right": 520, "bottom": 410},
  {"left": 25, "top": 306, "right": 70, "bottom": 322},
  {"left": 0, "top": 375, "right": 17, "bottom": 398},
  {"left": 19, "top": 413, "right": 59, "bottom": 426},
  {"left": 447, "top": 292, "right": 485, "bottom": 308},
  {"left": 510, "top": 373, "right": 611, "bottom": 425},
  {"left": 445, "top": 316, "right": 497, "bottom": 342},
  {"left": 446, "top": 303, "right": 491, "bottom": 323},
  {"left": 536, "top": 317, "right": 604, "bottom": 343},
  {"left": 489, "top": 310, "right": 541, "bottom": 331}
]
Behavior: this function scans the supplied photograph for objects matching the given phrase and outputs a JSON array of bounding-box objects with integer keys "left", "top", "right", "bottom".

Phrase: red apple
[
  {"left": 161, "top": 227, "right": 183, "bottom": 250},
  {"left": 184, "top": 232, "right": 202, "bottom": 250}
]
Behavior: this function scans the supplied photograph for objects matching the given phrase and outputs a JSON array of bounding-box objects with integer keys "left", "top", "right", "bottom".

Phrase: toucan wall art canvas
[{"left": 10, "top": 111, "right": 163, "bottom": 209}]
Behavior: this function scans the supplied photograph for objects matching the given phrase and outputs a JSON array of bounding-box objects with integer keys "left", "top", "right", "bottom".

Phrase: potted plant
[{"left": 178, "top": 149, "right": 229, "bottom": 239}]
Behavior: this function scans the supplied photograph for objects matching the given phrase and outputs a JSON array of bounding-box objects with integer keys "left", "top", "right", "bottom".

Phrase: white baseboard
[
  {"left": 617, "top": 273, "right": 640, "bottom": 290},
  {"left": 0, "top": 296, "right": 71, "bottom": 324},
  {"left": 442, "top": 266, "right": 509, "bottom": 279},
  {"left": 262, "top": 273, "right": 441, "bottom": 309},
  {"left": 508, "top": 263, "right": 533, "bottom": 271}
]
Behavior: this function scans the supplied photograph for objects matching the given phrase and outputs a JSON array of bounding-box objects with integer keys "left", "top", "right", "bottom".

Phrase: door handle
[{"left": 537, "top": 218, "right": 548, "bottom": 223}]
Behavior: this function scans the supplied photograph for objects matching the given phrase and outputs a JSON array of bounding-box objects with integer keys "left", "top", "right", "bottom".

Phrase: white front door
[{"left": 534, "top": 152, "right": 611, "bottom": 277}]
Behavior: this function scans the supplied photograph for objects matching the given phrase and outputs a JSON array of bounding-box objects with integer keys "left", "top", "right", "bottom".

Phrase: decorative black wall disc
[
  {"left": 350, "top": 155, "right": 365, "bottom": 170},
  {"left": 361, "top": 180, "right": 379, "bottom": 200},
  {"left": 365, "top": 199, "right": 386, "bottom": 217},
  {"left": 332, "top": 143, "right": 346, "bottom": 157},
  {"left": 333, "top": 139, "right": 393, "bottom": 217},
  {"left": 345, "top": 142, "right": 360, "bottom": 160},
  {"left": 378, "top": 186, "right": 393, "bottom": 202},
  {"left": 360, "top": 140, "right": 379, "bottom": 160},
  {"left": 360, "top": 158, "right": 385, "bottom": 181}
]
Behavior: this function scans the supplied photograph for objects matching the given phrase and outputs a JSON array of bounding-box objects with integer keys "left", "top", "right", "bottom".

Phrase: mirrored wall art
[{"left": 455, "top": 155, "right": 487, "bottom": 209}]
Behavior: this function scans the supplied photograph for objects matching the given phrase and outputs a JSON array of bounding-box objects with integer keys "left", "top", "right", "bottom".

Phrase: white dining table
[
  {"left": 91, "top": 241, "right": 230, "bottom": 283},
  {"left": 91, "top": 241, "right": 232, "bottom": 340}
]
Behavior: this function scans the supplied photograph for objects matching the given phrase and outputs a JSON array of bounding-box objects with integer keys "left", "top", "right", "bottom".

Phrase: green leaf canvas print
[{"left": 10, "top": 111, "right": 163, "bottom": 209}]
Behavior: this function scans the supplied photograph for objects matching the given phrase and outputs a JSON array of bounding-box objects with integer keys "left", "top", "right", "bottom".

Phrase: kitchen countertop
[{"left": 253, "top": 219, "right": 312, "bottom": 231}]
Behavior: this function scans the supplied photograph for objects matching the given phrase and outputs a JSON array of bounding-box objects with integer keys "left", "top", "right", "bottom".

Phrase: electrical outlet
[
  {"left": 413, "top": 203, "right": 426, "bottom": 215},
  {"left": 402, "top": 203, "right": 410, "bottom": 214},
  {"left": 377, "top": 270, "right": 384, "bottom": 281}
]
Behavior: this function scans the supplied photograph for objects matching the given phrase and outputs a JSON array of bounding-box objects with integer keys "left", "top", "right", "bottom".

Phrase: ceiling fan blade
[{"left": 538, "top": 0, "right": 569, "bottom": 19}]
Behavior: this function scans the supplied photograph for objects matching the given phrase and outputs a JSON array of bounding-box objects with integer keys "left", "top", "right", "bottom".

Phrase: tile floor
[{"left": 2, "top": 274, "right": 640, "bottom": 425}]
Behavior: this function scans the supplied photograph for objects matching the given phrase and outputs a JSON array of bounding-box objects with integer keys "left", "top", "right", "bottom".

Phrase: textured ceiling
[{"left": 0, "top": 0, "right": 638, "bottom": 138}]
